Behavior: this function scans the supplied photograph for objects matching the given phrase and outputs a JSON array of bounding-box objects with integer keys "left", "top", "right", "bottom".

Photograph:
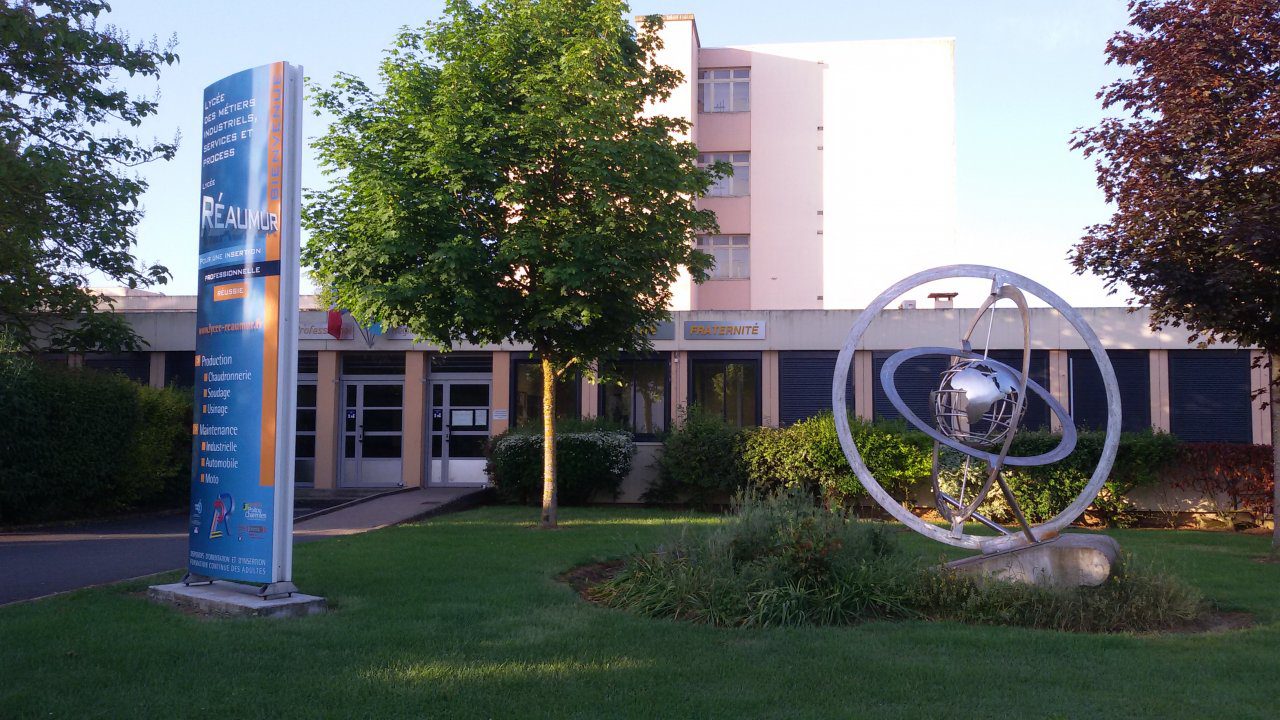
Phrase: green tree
[
  {"left": 304, "top": 0, "right": 719, "bottom": 527},
  {"left": 1073, "top": 0, "right": 1280, "bottom": 550},
  {"left": 0, "top": 1, "right": 178, "bottom": 352}
]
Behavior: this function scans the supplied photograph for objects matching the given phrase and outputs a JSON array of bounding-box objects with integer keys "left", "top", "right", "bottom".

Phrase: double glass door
[
  {"left": 341, "top": 381, "right": 404, "bottom": 487},
  {"left": 430, "top": 381, "right": 490, "bottom": 485}
]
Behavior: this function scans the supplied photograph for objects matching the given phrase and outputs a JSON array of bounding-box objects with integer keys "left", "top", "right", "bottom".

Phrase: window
[
  {"left": 1169, "top": 350, "right": 1252, "bottom": 442},
  {"left": 779, "top": 352, "right": 853, "bottom": 426},
  {"left": 872, "top": 351, "right": 949, "bottom": 423},
  {"left": 690, "top": 354, "right": 760, "bottom": 427},
  {"left": 698, "top": 152, "right": 750, "bottom": 197},
  {"left": 430, "top": 352, "right": 493, "bottom": 374},
  {"left": 1068, "top": 350, "right": 1150, "bottom": 433},
  {"left": 698, "top": 68, "right": 750, "bottom": 113},
  {"left": 83, "top": 352, "right": 150, "bottom": 384},
  {"left": 986, "top": 350, "right": 1051, "bottom": 430},
  {"left": 695, "top": 235, "right": 749, "bottom": 280},
  {"left": 341, "top": 352, "right": 405, "bottom": 376},
  {"left": 511, "top": 358, "right": 580, "bottom": 428},
  {"left": 297, "top": 351, "right": 319, "bottom": 375},
  {"left": 600, "top": 358, "right": 668, "bottom": 439},
  {"left": 295, "top": 381, "right": 317, "bottom": 484},
  {"left": 164, "top": 351, "right": 196, "bottom": 389}
]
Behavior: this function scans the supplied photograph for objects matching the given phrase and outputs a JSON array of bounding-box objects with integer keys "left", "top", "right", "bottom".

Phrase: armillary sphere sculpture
[{"left": 832, "top": 265, "right": 1122, "bottom": 554}]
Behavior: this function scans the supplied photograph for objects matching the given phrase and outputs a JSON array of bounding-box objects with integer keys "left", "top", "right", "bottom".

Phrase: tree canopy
[
  {"left": 0, "top": 0, "right": 178, "bottom": 352},
  {"left": 1074, "top": 0, "right": 1280, "bottom": 549},
  {"left": 304, "top": 0, "right": 720, "bottom": 526},
  {"left": 1073, "top": 0, "right": 1280, "bottom": 352}
]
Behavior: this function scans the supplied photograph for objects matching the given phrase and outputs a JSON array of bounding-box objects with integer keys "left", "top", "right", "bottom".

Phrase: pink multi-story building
[{"left": 644, "top": 14, "right": 957, "bottom": 311}]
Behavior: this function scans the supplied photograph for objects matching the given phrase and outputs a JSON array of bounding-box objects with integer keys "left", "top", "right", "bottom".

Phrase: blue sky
[{"left": 106, "top": 0, "right": 1133, "bottom": 304}]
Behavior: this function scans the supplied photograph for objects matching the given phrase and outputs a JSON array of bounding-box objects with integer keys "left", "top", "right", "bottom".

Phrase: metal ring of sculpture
[{"left": 832, "top": 265, "right": 1122, "bottom": 552}]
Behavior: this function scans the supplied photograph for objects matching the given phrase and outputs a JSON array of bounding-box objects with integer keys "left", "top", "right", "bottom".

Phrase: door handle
[{"left": 358, "top": 424, "right": 364, "bottom": 442}]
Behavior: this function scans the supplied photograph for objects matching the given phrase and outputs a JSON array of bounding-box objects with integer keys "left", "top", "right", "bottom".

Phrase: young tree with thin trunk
[
  {"left": 1074, "top": 0, "right": 1280, "bottom": 550},
  {"left": 304, "top": 0, "right": 718, "bottom": 528}
]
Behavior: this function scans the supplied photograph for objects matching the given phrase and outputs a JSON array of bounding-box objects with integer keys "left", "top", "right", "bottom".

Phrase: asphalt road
[
  {"left": 0, "top": 513, "right": 191, "bottom": 605},
  {"left": 0, "top": 489, "right": 476, "bottom": 605},
  {"left": 0, "top": 504, "right": 332, "bottom": 606}
]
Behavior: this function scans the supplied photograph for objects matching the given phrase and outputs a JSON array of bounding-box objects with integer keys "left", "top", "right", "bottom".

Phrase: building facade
[
  {"left": 65, "top": 15, "right": 1268, "bottom": 505},
  {"left": 71, "top": 295, "right": 1270, "bottom": 503}
]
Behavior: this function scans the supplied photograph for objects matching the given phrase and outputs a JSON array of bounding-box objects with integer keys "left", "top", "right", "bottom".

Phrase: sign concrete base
[
  {"left": 945, "top": 534, "right": 1121, "bottom": 588},
  {"left": 148, "top": 581, "right": 326, "bottom": 619}
]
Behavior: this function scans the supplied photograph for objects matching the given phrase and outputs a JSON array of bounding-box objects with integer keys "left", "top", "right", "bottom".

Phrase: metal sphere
[{"left": 933, "top": 358, "right": 1026, "bottom": 449}]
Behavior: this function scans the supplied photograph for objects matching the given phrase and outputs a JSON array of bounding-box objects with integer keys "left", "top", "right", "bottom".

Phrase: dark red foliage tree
[{"left": 1073, "top": 0, "right": 1280, "bottom": 550}]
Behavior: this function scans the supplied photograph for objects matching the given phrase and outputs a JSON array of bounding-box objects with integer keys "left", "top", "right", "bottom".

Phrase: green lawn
[{"left": 2, "top": 507, "right": 1278, "bottom": 719}]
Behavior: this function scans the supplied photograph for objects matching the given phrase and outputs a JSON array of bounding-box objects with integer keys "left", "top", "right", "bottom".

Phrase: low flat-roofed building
[{"left": 65, "top": 295, "right": 1269, "bottom": 503}]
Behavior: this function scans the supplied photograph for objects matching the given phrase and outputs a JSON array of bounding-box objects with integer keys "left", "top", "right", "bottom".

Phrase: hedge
[
  {"left": 741, "top": 414, "right": 932, "bottom": 506},
  {"left": 936, "top": 429, "right": 1182, "bottom": 525},
  {"left": 0, "top": 354, "right": 192, "bottom": 524},
  {"left": 485, "top": 428, "right": 635, "bottom": 505},
  {"left": 650, "top": 409, "right": 1272, "bottom": 527}
]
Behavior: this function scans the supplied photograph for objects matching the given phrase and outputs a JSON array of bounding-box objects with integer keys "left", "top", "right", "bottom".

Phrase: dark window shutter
[
  {"left": 1169, "top": 350, "right": 1252, "bottom": 442},
  {"left": 343, "top": 352, "right": 407, "bottom": 376},
  {"left": 164, "top": 352, "right": 196, "bottom": 389},
  {"left": 987, "top": 350, "right": 1051, "bottom": 430},
  {"left": 429, "top": 352, "right": 492, "bottom": 374},
  {"left": 779, "top": 351, "right": 852, "bottom": 425},
  {"left": 1068, "top": 350, "right": 1150, "bottom": 433},
  {"left": 83, "top": 352, "right": 150, "bottom": 384},
  {"left": 873, "top": 352, "right": 948, "bottom": 424}
]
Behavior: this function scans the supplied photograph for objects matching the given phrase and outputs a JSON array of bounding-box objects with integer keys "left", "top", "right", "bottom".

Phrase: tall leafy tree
[
  {"left": 1073, "top": 0, "right": 1280, "bottom": 549},
  {"left": 0, "top": 1, "right": 178, "bottom": 352},
  {"left": 304, "top": 0, "right": 719, "bottom": 528}
]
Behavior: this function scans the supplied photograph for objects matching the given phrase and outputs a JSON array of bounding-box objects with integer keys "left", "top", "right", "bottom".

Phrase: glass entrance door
[
  {"left": 429, "top": 381, "right": 491, "bottom": 485},
  {"left": 341, "top": 381, "right": 404, "bottom": 487}
]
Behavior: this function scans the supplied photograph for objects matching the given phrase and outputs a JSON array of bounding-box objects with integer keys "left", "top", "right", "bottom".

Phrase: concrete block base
[
  {"left": 946, "top": 534, "right": 1122, "bottom": 588},
  {"left": 148, "top": 581, "right": 326, "bottom": 619}
]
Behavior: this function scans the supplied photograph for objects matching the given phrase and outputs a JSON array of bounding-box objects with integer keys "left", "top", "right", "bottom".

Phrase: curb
[
  {"left": 395, "top": 487, "right": 494, "bottom": 526},
  {"left": 293, "top": 486, "right": 418, "bottom": 523}
]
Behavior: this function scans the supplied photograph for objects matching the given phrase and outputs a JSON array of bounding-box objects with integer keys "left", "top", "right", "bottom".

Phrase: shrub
[
  {"left": 740, "top": 413, "right": 931, "bottom": 507},
  {"left": 0, "top": 355, "right": 192, "bottom": 524},
  {"left": 593, "top": 491, "right": 1209, "bottom": 632},
  {"left": 128, "top": 384, "right": 197, "bottom": 505},
  {"left": 594, "top": 490, "right": 920, "bottom": 626},
  {"left": 645, "top": 406, "right": 745, "bottom": 507},
  {"left": 1172, "top": 442, "right": 1274, "bottom": 527},
  {"left": 486, "top": 428, "right": 635, "bottom": 505},
  {"left": 937, "top": 429, "right": 1182, "bottom": 526}
]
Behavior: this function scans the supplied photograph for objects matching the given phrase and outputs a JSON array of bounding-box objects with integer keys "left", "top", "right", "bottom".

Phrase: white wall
[
  {"left": 732, "top": 38, "right": 958, "bottom": 310},
  {"left": 644, "top": 16, "right": 699, "bottom": 312}
]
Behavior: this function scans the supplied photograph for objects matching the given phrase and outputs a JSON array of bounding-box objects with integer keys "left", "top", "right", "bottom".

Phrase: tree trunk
[
  {"left": 540, "top": 354, "right": 558, "bottom": 529},
  {"left": 1270, "top": 353, "right": 1278, "bottom": 554}
]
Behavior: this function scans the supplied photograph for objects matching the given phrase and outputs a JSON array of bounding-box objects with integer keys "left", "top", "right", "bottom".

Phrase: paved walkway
[{"left": 0, "top": 487, "right": 484, "bottom": 605}]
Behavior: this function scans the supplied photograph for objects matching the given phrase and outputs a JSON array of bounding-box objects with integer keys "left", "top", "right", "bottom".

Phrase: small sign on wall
[
  {"left": 492, "top": 409, "right": 509, "bottom": 421},
  {"left": 683, "top": 320, "right": 766, "bottom": 340}
]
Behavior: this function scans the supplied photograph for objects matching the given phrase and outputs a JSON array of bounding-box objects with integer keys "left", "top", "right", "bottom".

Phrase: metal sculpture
[{"left": 833, "top": 265, "right": 1121, "bottom": 553}]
